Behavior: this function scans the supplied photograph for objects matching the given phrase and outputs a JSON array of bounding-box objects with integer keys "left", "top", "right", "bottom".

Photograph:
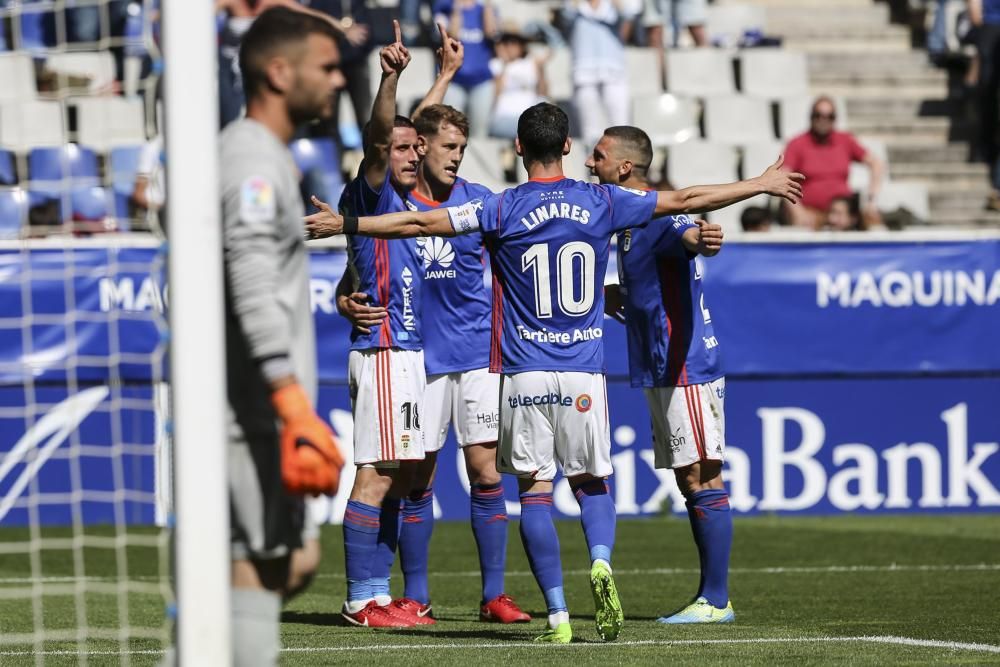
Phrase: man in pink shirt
[{"left": 783, "top": 96, "right": 884, "bottom": 229}]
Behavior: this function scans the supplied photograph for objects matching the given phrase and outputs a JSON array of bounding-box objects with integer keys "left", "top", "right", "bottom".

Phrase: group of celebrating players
[{"left": 219, "top": 8, "right": 804, "bottom": 664}]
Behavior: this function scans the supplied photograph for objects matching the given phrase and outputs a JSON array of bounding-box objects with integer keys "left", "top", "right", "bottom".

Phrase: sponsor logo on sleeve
[{"left": 616, "top": 186, "right": 647, "bottom": 197}]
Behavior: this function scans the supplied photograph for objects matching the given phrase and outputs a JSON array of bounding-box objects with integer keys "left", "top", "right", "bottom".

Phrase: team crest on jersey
[
  {"left": 405, "top": 199, "right": 419, "bottom": 212},
  {"left": 239, "top": 176, "right": 275, "bottom": 223},
  {"left": 622, "top": 229, "right": 632, "bottom": 252},
  {"left": 616, "top": 186, "right": 647, "bottom": 197},
  {"left": 575, "top": 394, "right": 593, "bottom": 413}
]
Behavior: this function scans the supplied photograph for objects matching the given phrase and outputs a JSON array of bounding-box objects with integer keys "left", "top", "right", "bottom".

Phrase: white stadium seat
[
  {"left": 625, "top": 47, "right": 662, "bottom": 96},
  {"left": 740, "top": 49, "right": 809, "bottom": 99},
  {"left": 665, "top": 49, "right": 735, "bottom": 97},
  {"left": 849, "top": 137, "right": 889, "bottom": 192},
  {"left": 742, "top": 140, "right": 784, "bottom": 179},
  {"left": 877, "top": 181, "right": 929, "bottom": 222},
  {"left": 73, "top": 97, "right": 147, "bottom": 152},
  {"left": 0, "top": 53, "right": 38, "bottom": 103},
  {"left": 705, "top": 5, "right": 766, "bottom": 47},
  {"left": 0, "top": 101, "right": 66, "bottom": 152},
  {"left": 631, "top": 93, "right": 699, "bottom": 147},
  {"left": 666, "top": 140, "right": 739, "bottom": 189},
  {"left": 704, "top": 94, "right": 774, "bottom": 144}
]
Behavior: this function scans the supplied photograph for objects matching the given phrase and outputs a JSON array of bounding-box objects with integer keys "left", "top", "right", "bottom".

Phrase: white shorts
[
  {"left": 644, "top": 377, "right": 726, "bottom": 470},
  {"left": 498, "top": 371, "right": 612, "bottom": 482},
  {"left": 348, "top": 348, "right": 426, "bottom": 465},
  {"left": 423, "top": 367, "right": 500, "bottom": 452}
]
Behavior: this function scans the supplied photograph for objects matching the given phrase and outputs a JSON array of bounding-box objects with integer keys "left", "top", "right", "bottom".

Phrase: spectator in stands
[
  {"left": 489, "top": 29, "right": 549, "bottom": 139},
  {"left": 970, "top": 0, "right": 1000, "bottom": 210},
  {"left": 642, "top": 0, "right": 706, "bottom": 87},
  {"left": 215, "top": 0, "right": 351, "bottom": 128},
  {"left": 783, "top": 96, "right": 884, "bottom": 230},
  {"left": 824, "top": 196, "right": 863, "bottom": 231},
  {"left": 401, "top": 0, "right": 434, "bottom": 43},
  {"left": 564, "top": 0, "right": 637, "bottom": 149},
  {"left": 740, "top": 206, "right": 773, "bottom": 233},
  {"left": 436, "top": 0, "right": 498, "bottom": 137},
  {"left": 308, "top": 0, "right": 376, "bottom": 150}
]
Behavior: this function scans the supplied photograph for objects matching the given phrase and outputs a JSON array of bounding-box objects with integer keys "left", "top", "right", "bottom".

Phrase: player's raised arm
[
  {"left": 654, "top": 155, "right": 804, "bottom": 215},
  {"left": 363, "top": 20, "right": 410, "bottom": 189},
  {"left": 307, "top": 195, "right": 469, "bottom": 238},
  {"left": 413, "top": 22, "right": 465, "bottom": 118}
]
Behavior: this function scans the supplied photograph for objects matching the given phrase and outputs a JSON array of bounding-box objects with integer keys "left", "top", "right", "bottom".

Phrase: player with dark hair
[
  {"left": 588, "top": 125, "right": 736, "bottom": 624},
  {"left": 333, "top": 21, "right": 469, "bottom": 628},
  {"left": 306, "top": 102, "right": 803, "bottom": 643},
  {"left": 222, "top": 7, "right": 346, "bottom": 664}
]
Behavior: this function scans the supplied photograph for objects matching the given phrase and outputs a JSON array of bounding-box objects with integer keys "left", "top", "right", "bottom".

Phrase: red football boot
[
  {"left": 390, "top": 597, "right": 436, "bottom": 625},
  {"left": 341, "top": 600, "right": 414, "bottom": 628},
  {"left": 480, "top": 593, "right": 531, "bottom": 623}
]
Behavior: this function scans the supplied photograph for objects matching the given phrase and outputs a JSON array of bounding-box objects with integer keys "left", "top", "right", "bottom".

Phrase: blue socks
[
  {"left": 370, "top": 496, "right": 401, "bottom": 600},
  {"left": 470, "top": 482, "right": 508, "bottom": 603},
  {"left": 573, "top": 479, "right": 616, "bottom": 566},
  {"left": 519, "top": 492, "right": 566, "bottom": 614},
  {"left": 342, "top": 500, "right": 380, "bottom": 603},
  {"left": 399, "top": 488, "right": 434, "bottom": 604},
  {"left": 687, "top": 488, "right": 733, "bottom": 609}
]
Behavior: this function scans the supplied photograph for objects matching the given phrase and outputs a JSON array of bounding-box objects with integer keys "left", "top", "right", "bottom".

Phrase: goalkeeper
[{"left": 220, "top": 8, "right": 346, "bottom": 665}]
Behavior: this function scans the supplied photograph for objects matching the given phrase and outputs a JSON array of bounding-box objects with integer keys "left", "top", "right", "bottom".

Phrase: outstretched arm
[
  {"left": 655, "top": 156, "right": 804, "bottom": 215},
  {"left": 363, "top": 20, "right": 410, "bottom": 190},
  {"left": 306, "top": 196, "right": 456, "bottom": 239},
  {"left": 413, "top": 22, "right": 465, "bottom": 117}
]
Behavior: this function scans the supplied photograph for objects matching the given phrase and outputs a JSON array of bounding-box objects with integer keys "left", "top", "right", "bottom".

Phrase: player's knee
[
  {"left": 674, "top": 461, "right": 724, "bottom": 498},
  {"left": 349, "top": 465, "right": 394, "bottom": 505},
  {"left": 466, "top": 447, "right": 501, "bottom": 486}
]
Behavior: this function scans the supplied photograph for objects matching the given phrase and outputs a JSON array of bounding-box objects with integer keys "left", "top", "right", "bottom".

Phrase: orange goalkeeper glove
[{"left": 271, "top": 383, "right": 345, "bottom": 496}]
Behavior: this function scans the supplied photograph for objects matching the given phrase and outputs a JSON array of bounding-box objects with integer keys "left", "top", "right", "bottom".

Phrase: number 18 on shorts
[{"left": 498, "top": 371, "right": 612, "bottom": 481}]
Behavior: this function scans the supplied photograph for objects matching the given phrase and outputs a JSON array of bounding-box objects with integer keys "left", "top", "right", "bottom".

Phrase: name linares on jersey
[{"left": 521, "top": 202, "right": 592, "bottom": 230}]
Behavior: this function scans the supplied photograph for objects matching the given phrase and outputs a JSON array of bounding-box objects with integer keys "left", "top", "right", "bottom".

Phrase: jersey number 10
[{"left": 521, "top": 242, "right": 596, "bottom": 319}]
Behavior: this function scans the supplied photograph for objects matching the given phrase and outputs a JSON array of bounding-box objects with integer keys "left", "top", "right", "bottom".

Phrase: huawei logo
[{"left": 416, "top": 237, "right": 455, "bottom": 269}]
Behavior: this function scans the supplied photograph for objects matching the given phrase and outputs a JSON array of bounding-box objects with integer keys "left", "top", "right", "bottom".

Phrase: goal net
[{"left": 0, "top": 1, "right": 227, "bottom": 662}]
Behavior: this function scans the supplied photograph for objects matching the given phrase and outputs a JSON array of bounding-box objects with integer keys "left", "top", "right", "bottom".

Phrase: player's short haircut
[
  {"left": 360, "top": 115, "right": 417, "bottom": 152},
  {"left": 517, "top": 102, "right": 569, "bottom": 164},
  {"left": 740, "top": 206, "right": 773, "bottom": 232},
  {"left": 603, "top": 126, "right": 654, "bottom": 176},
  {"left": 239, "top": 7, "right": 339, "bottom": 100},
  {"left": 413, "top": 104, "right": 470, "bottom": 139}
]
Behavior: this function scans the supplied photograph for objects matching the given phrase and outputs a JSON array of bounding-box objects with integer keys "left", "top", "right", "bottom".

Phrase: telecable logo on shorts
[{"left": 507, "top": 393, "right": 591, "bottom": 410}]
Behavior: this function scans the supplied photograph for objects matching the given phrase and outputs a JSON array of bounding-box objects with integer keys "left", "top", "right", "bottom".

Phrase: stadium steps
[
  {"left": 716, "top": 0, "right": 873, "bottom": 7},
  {"left": 891, "top": 162, "right": 991, "bottom": 186},
  {"left": 887, "top": 144, "right": 970, "bottom": 164},
  {"left": 846, "top": 117, "right": 953, "bottom": 144}
]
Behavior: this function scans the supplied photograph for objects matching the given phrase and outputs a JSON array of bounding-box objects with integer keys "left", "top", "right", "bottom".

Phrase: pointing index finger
[{"left": 393, "top": 19, "right": 402, "bottom": 44}]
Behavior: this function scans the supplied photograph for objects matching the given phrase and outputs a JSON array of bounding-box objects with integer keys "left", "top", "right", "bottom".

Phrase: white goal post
[{"left": 162, "top": 1, "right": 231, "bottom": 664}]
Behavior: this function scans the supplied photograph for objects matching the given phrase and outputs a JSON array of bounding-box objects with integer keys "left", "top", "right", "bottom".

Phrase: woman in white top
[{"left": 489, "top": 32, "right": 549, "bottom": 139}]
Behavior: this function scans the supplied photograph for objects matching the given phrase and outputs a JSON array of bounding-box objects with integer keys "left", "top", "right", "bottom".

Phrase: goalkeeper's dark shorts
[{"left": 228, "top": 412, "right": 319, "bottom": 562}]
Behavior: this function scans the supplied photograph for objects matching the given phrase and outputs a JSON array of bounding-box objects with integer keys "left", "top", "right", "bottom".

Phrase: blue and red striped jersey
[
  {"left": 339, "top": 169, "right": 423, "bottom": 351},
  {"left": 615, "top": 215, "right": 723, "bottom": 387}
]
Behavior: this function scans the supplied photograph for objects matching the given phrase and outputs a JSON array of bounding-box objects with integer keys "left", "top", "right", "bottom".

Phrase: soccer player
[
  {"left": 306, "top": 102, "right": 803, "bottom": 643},
  {"left": 334, "top": 22, "right": 467, "bottom": 628},
  {"left": 587, "top": 126, "right": 735, "bottom": 624},
  {"left": 221, "top": 8, "right": 345, "bottom": 665},
  {"left": 343, "top": 103, "right": 531, "bottom": 623}
]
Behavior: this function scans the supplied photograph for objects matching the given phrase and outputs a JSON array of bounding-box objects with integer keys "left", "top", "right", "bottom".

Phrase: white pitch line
[
  {"left": 1, "top": 635, "right": 999, "bottom": 657},
  {"left": 1, "top": 563, "right": 997, "bottom": 585}
]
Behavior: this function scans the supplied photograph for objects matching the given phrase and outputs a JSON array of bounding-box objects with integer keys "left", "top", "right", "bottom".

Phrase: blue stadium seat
[
  {"left": 109, "top": 145, "right": 142, "bottom": 220},
  {"left": 18, "top": 7, "right": 53, "bottom": 53},
  {"left": 72, "top": 186, "right": 109, "bottom": 222},
  {"left": 0, "top": 189, "right": 28, "bottom": 239},
  {"left": 290, "top": 137, "right": 343, "bottom": 208},
  {"left": 0, "top": 150, "right": 15, "bottom": 185},
  {"left": 28, "top": 144, "right": 100, "bottom": 196}
]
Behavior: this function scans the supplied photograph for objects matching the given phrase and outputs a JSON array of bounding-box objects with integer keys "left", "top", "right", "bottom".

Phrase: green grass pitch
[{"left": 1, "top": 514, "right": 998, "bottom": 665}]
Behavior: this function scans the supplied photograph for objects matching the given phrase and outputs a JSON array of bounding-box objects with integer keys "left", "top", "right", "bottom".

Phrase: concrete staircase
[{"left": 720, "top": 0, "right": 1000, "bottom": 227}]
